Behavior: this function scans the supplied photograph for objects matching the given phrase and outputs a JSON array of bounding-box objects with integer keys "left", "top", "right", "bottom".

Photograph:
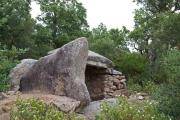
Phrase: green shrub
[
  {"left": 0, "top": 60, "right": 17, "bottom": 91},
  {"left": 96, "top": 97, "right": 171, "bottom": 120},
  {"left": 0, "top": 45, "right": 26, "bottom": 91},
  {"left": 127, "top": 78, "right": 143, "bottom": 92},
  {"left": 112, "top": 51, "right": 149, "bottom": 87},
  {"left": 10, "top": 98, "right": 84, "bottom": 120},
  {"left": 113, "top": 52, "right": 148, "bottom": 76},
  {"left": 154, "top": 49, "right": 180, "bottom": 119},
  {"left": 143, "top": 81, "right": 159, "bottom": 95},
  {"left": 89, "top": 37, "right": 116, "bottom": 58},
  {"left": 128, "top": 80, "right": 159, "bottom": 95}
]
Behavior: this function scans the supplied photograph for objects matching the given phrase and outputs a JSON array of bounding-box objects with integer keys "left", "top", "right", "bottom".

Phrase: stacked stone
[
  {"left": 85, "top": 67, "right": 127, "bottom": 100},
  {"left": 86, "top": 51, "right": 127, "bottom": 100},
  {"left": 103, "top": 70, "right": 126, "bottom": 98}
]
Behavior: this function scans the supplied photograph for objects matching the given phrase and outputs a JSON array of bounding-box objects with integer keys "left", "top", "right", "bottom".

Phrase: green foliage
[
  {"left": 127, "top": 0, "right": 180, "bottom": 99},
  {"left": 88, "top": 23, "right": 116, "bottom": 58},
  {"left": 127, "top": 82, "right": 143, "bottom": 92},
  {"left": 142, "top": 81, "right": 159, "bottom": 95},
  {"left": 114, "top": 52, "right": 147, "bottom": 76},
  {"left": 134, "top": 0, "right": 180, "bottom": 14},
  {"left": 128, "top": 80, "right": 159, "bottom": 95},
  {"left": 154, "top": 49, "right": 180, "bottom": 119},
  {"left": 0, "top": 0, "right": 35, "bottom": 49},
  {"left": 111, "top": 51, "right": 151, "bottom": 91},
  {"left": 96, "top": 97, "right": 170, "bottom": 120},
  {"left": 0, "top": 45, "right": 26, "bottom": 91},
  {"left": 130, "top": 0, "right": 180, "bottom": 67},
  {"left": 0, "top": 60, "right": 15, "bottom": 91},
  {"left": 36, "top": 0, "right": 89, "bottom": 47},
  {"left": 30, "top": 24, "right": 54, "bottom": 58},
  {"left": 88, "top": 23, "right": 129, "bottom": 62},
  {"left": 89, "top": 37, "right": 116, "bottom": 58},
  {"left": 10, "top": 98, "right": 84, "bottom": 120}
]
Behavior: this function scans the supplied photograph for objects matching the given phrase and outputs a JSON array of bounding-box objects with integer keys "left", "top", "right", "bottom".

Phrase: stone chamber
[{"left": 85, "top": 65, "right": 126, "bottom": 101}]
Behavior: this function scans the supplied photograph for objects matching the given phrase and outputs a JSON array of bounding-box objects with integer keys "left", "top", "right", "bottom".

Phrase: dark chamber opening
[{"left": 85, "top": 66, "right": 106, "bottom": 101}]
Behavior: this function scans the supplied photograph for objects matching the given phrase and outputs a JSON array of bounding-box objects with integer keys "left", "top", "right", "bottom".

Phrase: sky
[{"left": 31, "top": 0, "right": 137, "bottom": 30}]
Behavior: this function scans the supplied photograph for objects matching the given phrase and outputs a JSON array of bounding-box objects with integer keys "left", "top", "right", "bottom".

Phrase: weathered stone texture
[
  {"left": 85, "top": 66, "right": 126, "bottom": 100},
  {"left": 20, "top": 38, "right": 91, "bottom": 106},
  {"left": 9, "top": 59, "right": 37, "bottom": 91}
]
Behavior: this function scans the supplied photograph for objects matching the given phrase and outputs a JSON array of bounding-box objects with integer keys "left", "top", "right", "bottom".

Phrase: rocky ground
[
  {"left": 0, "top": 90, "right": 149, "bottom": 120},
  {"left": 0, "top": 91, "right": 81, "bottom": 120}
]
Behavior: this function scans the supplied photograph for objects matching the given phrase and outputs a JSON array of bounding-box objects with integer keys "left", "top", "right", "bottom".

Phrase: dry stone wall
[{"left": 85, "top": 66, "right": 126, "bottom": 101}]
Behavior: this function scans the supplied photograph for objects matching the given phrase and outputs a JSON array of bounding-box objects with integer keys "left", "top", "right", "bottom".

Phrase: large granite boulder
[
  {"left": 9, "top": 59, "right": 37, "bottom": 91},
  {"left": 20, "top": 38, "right": 91, "bottom": 106},
  {"left": 48, "top": 50, "right": 113, "bottom": 68},
  {"left": 87, "top": 51, "right": 113, "bottom": 68}
]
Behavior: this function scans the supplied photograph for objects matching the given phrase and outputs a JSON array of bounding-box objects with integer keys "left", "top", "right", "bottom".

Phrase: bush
[
  {"left": 116, "top": 52, "right": 148, "bottom": 76},
  {"left": 154, "top": 49, "right": 180, "bottom": 119},
  {"left": 0, "top": 45, "right": 26, "bottom": 91},
  {"left": 89, "top": 37, "right": 116, "bottom": 58},
  {"left": 128, "top": 82, "right": 143, "bottom": 92},
  {"left": 0, "top": 60, "right": 17, "bottom": 91},
  {"left": 96, "top": 97, "right": 171, "bottom": 120},
  {"left": 10, "top": 98, "right": 84, "bottom": 120},
  {"left": 128, "top": 78, "right": 159, "bottom": 95},
  {"left": 143, "top": 81, "right": 159, "bottom": 95},
  {"left": 112, "top": 51, "right": 148, "bottom": 83}
]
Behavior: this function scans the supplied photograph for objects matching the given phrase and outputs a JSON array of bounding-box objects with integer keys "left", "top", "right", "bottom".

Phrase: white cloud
[{"left": 31, "top": 0, "right": 137, "bottom": 30}]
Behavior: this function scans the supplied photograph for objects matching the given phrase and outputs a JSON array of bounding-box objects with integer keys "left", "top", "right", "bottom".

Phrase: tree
[
  {"left": 134, "top": 0, "right": 180, "bottom": 14},
  {"left": 36, "top": 0, "right": 89, "bottom": 48},
  {"left": 154, "top": 49, "right": 180, "bottom": 119},
  {"left": 30, "top": 24, "right": 54, "bottom": 58},
  {"left": 0, "top": 0, "right": 35, "bottom": 49},
  {"left": 129, "top": 0, "right": 180, "bottom": 68},
  {"left": 88, "top": 23, "right": 129, "bottom": 58}
]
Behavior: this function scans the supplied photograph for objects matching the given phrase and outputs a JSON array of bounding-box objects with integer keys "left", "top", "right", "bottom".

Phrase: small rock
[
  {"left": 104, "top": 94, "right": 112, "bottom": 98},
  {"left": 113, "top": 89, "right": 130, "bottom": 97},
  {"left": 117, "top": 84, "right": 124, "bottom": 89},
  {"left": 113, "top": 79, "right": 120, "bottom": 86},
  {"left": 104, "top": 88, "right": 110, "bottom": 92},
  {"left": 118, "top": 76, "right": 126, "bottom": 80},
  {"left": 6, "top": 91, "right": 15, "bottom": 95},
  {"left": 80, "top": 98, "right": 117, "bottom": 120},
  {"left": 108, "top": 93, "right": 114, "bottom": 96},
  {"left": 50, "top": 96, "right": 81, "bottom": 113},
  {"left": 138, "top": 96, "right": 144, "bottom": 100},
  {"left": 128, "top": 95, "right": 137, "bottom": 101},
  {"left": 2, "top": 106, "right": 11, "bottom": 112},
  {"left": 16, "top": 91, "right": 22, "bottom": 95},
  {"left": 120, "top": 79, "right": 126, "bottom": 83},
  {"left": 1, "top": 92, "right": 8, "bottom": 98},
  {"left": 111, "top": 85, "right": 117, "bottom": 90},
  {"left": 106, "top": 82, "right": 114, "bottom": 87},
  {"left": 137, "top": 92, "right": 148, "bottom": 96},
  {"left": 111, "top": 70, "right": 122, "bottom": 75}
]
